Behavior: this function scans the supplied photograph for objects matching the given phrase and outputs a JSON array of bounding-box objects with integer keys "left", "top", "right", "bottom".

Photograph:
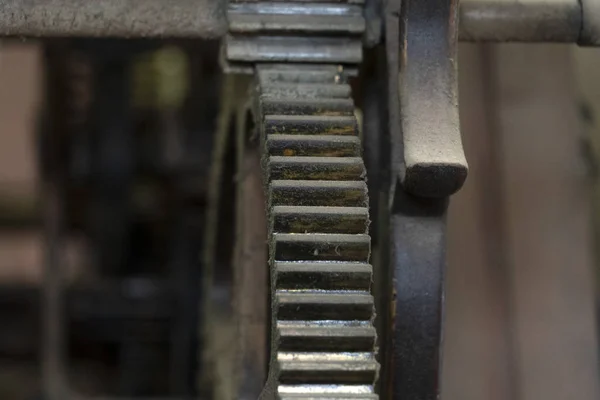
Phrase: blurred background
[{"left": 0, "top": 40, "right": 597, "bottom": 399}]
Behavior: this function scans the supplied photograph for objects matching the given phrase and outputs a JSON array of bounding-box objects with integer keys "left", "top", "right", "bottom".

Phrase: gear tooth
[
  {"left": 265, "top": 115, "right": 358, "bottom": 136},
  {"left": 225, "top": 0, "right": 366, "bottom": 68},
  {"left": 269, "top": 157, "right": 365, "bottom": 181},
  {"left": 276, "top": 290, "right": 374, "bottom": 321},
  {"left": 270, "top": 180, "right": 368, "bottom": 207},
  {"left": 278, "top": 395, "right": 379, "bottom": 400},
  {"left": 277, "top": 352, "right": 378, "bottom": 384},
  {"left": 278, "top": 384, "right": 376, "bottom": 398},
  {"left": 258, "top": 64, "right": 342, "bottom": 85},
  {"left": 226, "top": 35, "right": 363, "bottom": 66},
  {"left": 260, "top": 83, "right": 352, "bottom": 99},
  {"left": 274, "top": 233, "right": 370, "bottom": 262},
  {"left": 228, "top": 3, "right": 365, "bottom": 35},
  {"left": 272, "top": 206, "right": 368, "bottom": 234},
  {"left": 278, "top": 321, "right": 376, "bottom": 352},
  {"left": 275, "top": 261, "right": 372, "bottom": 290},
  {"left": 266, "top": 135, "right": 362, "bottom": 158},
  {"left": 262, "top": 98, "right": 355, "bottom": 116}
]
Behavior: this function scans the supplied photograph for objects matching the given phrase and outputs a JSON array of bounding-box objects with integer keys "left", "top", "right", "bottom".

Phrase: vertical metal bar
[
  {"left": 41, "top": 41, "right": 69, "bottom": 400},
  {"left": 86, "top": 40, "right": 133, "bottom": 279},
  {"left": 169, "top": 210, "right": 201, "bottom": 397},
  {"left": 387, "top": 0, "right": 461, "bottom": 397},
  {"left": 42, "top": 180, "right": 66, "bottom": 400},
  {"left": 391, "top": 191, "right": 447, "bottom": 400}
]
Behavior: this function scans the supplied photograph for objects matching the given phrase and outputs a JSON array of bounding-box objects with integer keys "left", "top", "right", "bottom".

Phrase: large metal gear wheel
[
  {"left": 217, "top": 0, "right": 380, "bottom": 396},
  {"left": 254, "top": 64, "right": 379, "bottom": 400}
]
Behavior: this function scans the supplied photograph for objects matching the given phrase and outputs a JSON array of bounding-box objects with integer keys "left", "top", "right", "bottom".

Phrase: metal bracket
[
  {"left": 383, "top": 0, "right": 458, "bottom": 398},
  {"left": 396, "top": 0, "right": 468, "bottom": 198}
]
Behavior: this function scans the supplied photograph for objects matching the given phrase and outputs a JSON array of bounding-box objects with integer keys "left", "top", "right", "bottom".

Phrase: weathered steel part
[
  {"left": 225, "top": 35, "right": 363, "bottom": 66},
  {"left": 1, "top": 0, "right": 599, "bottom": 46},
  {"left": 269, "top": 156, "right": 365, "bottom": 181},
  {"left": 581, "top": 0, "right": 600, "bottom": 45},
  {"left": 460, "top": 0, "right": 600, "bottom": 46},
  {"left": 460, "top": 0, "right": 582, "bottom": 43},
  {"left": 266, "top": 135, "right": 362, "bottom": 157},
  {"left": 390, "top": 190, "right": 448, "bottom": 400},
  {"left": 397, "top": 0, "right": 468, "bottom": 197},
  {"left": 229, "top": 3, "right": 365, "bottom": 33},
  {"left": 255, "top": 64, "right": 379, "bottom": 400},
  {"left": 224, "top": 1, "right": 366, "bottom": 70},
  {"left": 384, "top": 0, "right": 448, "bottom": 397}
]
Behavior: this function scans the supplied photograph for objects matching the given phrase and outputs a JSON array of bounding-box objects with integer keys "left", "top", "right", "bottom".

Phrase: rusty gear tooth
[
  {"left": 270, "top": 180, "right": 368, "bottom": 207},
  {"left": 272, "top": 206, "right": 368, "bottom": 234},
  {"left": 265, "top": 115, "right": 358, "bottom": 136},
  {"left": 269, "top": 157, "right": 365, "bottom": 181},
  {"left": 266, "top": 135, "right": 362, "bottom": 158}
]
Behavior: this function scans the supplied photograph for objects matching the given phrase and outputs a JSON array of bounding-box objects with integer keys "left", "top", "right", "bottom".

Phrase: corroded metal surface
[{"left": 0, "top": 0, "right": 226, "bottom": 38}]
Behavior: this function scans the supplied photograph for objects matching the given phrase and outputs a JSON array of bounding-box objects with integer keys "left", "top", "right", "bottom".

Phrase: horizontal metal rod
[
  {"left": 460, "top": 0, "right": 599, "bottom": 45},
  {"left": 0, "top": 0, "right": 598, "bottom": 45},
  {"left": 460, "top": 0, "right": 580, "bottom": 43},
  {"left": 0, "top": 0, "right": 228, "bottom": 39}
]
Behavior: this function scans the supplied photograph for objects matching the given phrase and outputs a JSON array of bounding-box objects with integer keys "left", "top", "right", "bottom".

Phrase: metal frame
[{"left": 22, "top": 0, "right": 598, "bottom": 399}]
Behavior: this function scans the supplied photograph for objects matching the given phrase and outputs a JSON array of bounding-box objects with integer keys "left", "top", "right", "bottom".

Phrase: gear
[{"left": 255, "top": 64, "right": 379, "bottom": 399}]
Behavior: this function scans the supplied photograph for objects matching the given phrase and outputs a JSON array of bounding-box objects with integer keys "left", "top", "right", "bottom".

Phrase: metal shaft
[
  {"left": 459, "top": 0, "right": 595, "bottom": 45},
  {"left": 0, "top": 0, "right": 598, "bottom": 45}
]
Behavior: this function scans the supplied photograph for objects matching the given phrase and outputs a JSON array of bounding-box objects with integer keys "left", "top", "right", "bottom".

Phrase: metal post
[
  {"left": 42, "top": 180, "right": 66, "bottom": 400},
  {"left": 41, "top": 41, "right": 69, "bottom": 400}
]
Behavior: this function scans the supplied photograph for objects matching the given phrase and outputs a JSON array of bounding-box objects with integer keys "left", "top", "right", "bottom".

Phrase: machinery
[{"left": 0, "top": 0, "right": 597, "bottom": 399}]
